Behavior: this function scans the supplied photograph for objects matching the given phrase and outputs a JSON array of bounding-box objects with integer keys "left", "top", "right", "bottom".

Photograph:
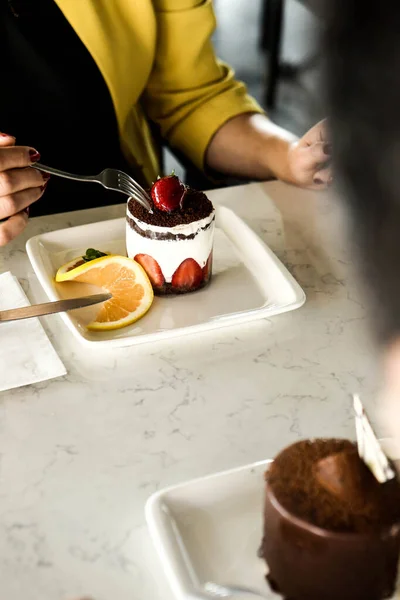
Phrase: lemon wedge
[{"left": 56, "top": 255, "right": 153, "bottom": 330}]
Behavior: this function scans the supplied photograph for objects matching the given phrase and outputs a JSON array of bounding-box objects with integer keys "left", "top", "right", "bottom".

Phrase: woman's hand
[
  {"left": 285, "top": 120, "right": 332, "bottom": 190},
  {"left": 206, "top": 114, "right": 332, "bottom": 190},
  {"left": 0, "top": 133, "right": 48, "bottom": 246}
]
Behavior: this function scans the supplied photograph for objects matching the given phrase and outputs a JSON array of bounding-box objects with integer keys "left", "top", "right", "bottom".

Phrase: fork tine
[
  {"left": 122, "top": 184, "right": 144, "bottom": 201},
  {"left": 118, "top": 175, "right": 149, "bottom": 202},
  {"left": 116, "top": 173, "right": 153, "bottom": 212},
  {"left": 120, "top": 181, "right": 152, "bottom": 207},
  {"left": 122, "top": 183, "right": 154, "bottom": 213},
  {"left": 125, "top": 173, "right": 151, "bottom": 200},
  {"left": 119, "top": 179, "right": 145, "bottom": 200},
  {"left": 118, "top": 172, "right": 151, "bottom": 202}
]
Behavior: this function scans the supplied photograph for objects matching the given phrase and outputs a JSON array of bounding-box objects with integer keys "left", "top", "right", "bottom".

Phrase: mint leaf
[{"left": 82, "top": 248, "right": 107, "bottom": 262}]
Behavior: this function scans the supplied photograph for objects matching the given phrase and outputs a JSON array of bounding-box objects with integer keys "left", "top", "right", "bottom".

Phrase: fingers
[
  {"left": 0, "top": 132, "right": 16, "bottom": 148},
  {"left": 0, "top": 166, "right": 47, "bottom": 197},
  {"left": 0, "top": 185, "right": 46, "bottom": 220},
  {"left": 300, "top": 119, "right": 328, "bottom": 146},
  {"left": 309, "top": 141, "right": 331, "bottom": 163},
  {"left": 289, "top": 140, "right": 332, "bottom": 189},
  {"left": 0, "top": 210, "right": 28, "bottom": 247},
  {"left": 0, "top": 145, "right": 41, "bottom": 171},
  {"left": 0, "top": 136, "right": 45, "bottom": 245},
  {"left": 313, "top": 167, "right": 331, "bottom": 185},
  {"left": 311, "top": 167, "right": 332, "bottom": 190}
]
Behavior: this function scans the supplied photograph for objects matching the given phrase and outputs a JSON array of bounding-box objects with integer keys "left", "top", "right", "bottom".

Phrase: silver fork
[
  {"left": 188, "top": 582, "right": 268, "bottom": 599},
  {"left": 31, "top": 163, "right": 153, "bottom": 213}
]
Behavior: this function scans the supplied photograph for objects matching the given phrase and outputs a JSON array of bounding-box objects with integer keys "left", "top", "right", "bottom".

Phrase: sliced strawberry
[
  {"left": 151, "top": 173, "right": 185, "bottom": 212},
  {"left": 172, "top": 258, "right": 203, "bottom": 291},
  {"left": 202, "top": 251, "right": 213, "bottom": 282},
  {"left": 134, "top": 254, "right": 165, "bottom": 288}
]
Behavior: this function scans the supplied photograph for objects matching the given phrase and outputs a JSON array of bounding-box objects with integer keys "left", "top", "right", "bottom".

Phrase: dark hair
[{"left": 324, "top": 1, "right": 400, "bottom": 344}]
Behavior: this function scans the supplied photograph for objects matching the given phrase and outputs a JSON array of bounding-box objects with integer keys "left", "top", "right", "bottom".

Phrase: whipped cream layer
[{"left": 126, "top": 205, "right": 215, "bottom": 282}]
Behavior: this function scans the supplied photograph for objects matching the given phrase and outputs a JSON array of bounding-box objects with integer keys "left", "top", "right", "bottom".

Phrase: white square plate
[
  {"left": 145, "top": 460, "right": 273, "bottom": 600},
  {"left": 145, "top": 439, "right": 400, "bottom": 600},
  {"left": 26, "top": 206, "right": 305, "bottom": 348}
]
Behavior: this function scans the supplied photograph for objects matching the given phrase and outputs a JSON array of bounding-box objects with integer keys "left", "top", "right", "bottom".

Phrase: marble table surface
[{"left": 0, "top": 181, "right": 383, "bottom": 600}]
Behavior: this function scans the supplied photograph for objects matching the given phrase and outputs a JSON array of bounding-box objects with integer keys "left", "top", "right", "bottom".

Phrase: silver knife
[{"left": 0, "top": 293, "right": 112, "bottom": 322}]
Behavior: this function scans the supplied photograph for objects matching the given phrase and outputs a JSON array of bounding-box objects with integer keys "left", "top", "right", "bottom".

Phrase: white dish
[
  {"left": 145, "top": 439, "right": 400, "bottom": 600},
  {"left": 26, "top": 206, "right": 305, "bottom": 348},
  {"left": 145, "top": 460, "right": 273, "bottom": 600}
]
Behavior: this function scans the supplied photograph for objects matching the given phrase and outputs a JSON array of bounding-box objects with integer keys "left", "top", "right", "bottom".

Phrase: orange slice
[{"left": 55, "top": 255, "right": 153, "bottom": 330}]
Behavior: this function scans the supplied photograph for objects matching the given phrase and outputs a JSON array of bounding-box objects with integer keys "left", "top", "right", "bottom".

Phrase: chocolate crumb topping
[
  {"left": 128, "top": 187, "right": 214, "bottom": 227},
  {"left": 267, "top": 439, "right": 400, "bottom": 533}
]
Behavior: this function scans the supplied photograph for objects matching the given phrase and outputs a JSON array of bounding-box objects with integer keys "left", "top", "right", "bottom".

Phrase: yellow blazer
[{"left": 54, "top": 0, "right": 262, "bottom": 185}]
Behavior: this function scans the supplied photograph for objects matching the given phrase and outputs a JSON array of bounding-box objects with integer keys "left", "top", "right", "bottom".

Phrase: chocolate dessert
[
  {"left": 126, "top": 174, "right": 215, "bottom": 295},
  {"left": 260, "top": 439, "right": 400, "bottom": 600}
]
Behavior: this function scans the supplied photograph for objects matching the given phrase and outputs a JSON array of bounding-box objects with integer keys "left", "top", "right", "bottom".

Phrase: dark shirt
[{"left": 0, "top": 0, "right": 139, "bottom": 216}]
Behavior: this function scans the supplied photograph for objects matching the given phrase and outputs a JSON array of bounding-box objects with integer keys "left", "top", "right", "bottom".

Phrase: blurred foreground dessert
[{"left": 260, "top": 439, "right": 400, "bottom": 600}]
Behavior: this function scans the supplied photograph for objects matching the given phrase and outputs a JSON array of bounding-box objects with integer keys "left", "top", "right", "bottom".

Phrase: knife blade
[{"left": 0, "top": 293, "right": 112, "bottom": 322}]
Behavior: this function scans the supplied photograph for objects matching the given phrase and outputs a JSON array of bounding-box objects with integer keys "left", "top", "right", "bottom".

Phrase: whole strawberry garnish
[{"left": 151, "top": 172, "right": 185, "bottom": 212}]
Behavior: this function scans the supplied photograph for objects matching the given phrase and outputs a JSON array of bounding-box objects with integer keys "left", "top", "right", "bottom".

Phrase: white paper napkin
[{"left": 0, "top": 272, "right": 66, "bottom": 392}]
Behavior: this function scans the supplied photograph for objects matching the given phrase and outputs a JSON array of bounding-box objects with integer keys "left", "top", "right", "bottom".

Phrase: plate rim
[
  {"left": 145, "top": 458, "right": 272, "bottom": 600},
  {"left": 145, "top": 440, "right": 399, "bottom": 599},
  {"left": 146, "top": 458, "right": 272, "bottom": 508}
]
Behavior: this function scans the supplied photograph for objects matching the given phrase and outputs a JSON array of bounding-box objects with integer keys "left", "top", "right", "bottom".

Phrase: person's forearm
[{"left": 205, "top": 113, "right": 298, "bottom": 181}]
